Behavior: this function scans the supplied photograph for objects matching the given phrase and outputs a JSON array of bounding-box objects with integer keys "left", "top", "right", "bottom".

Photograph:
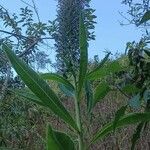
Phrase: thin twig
[
  {"left": 0, "top": 30, "right": 28, "bottom": 39},
  {"left": 20, "top": 0, "right": 34, "bottom": 8},
  {"left": 116, "top": 85, "right": 131, "bottom": 99},
  {"left": 31, "top": 0, "right": 40, "bottom": 22},
  {"left": 18, "top": 39, "right": 39, "bottom": 57}
]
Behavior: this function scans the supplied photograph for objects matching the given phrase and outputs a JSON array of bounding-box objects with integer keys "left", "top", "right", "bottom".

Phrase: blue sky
[{"left": 1, "top": 0, "right": 143, "bottom": 60}]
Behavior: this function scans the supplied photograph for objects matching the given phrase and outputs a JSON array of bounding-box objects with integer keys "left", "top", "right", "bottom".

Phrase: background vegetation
[{"left": 0, "top": 0, "right": 150, "bottom": 150}]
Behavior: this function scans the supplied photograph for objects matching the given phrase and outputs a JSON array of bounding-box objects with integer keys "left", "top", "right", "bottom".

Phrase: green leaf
[
  {"left": 122, "top": 84, "right": 140, "bottom": 95},
  {"left": 93, "top": 82, "right": 110, "bottom": 107},
  {"left": 91, "top": 112, "right": 150, "bottom": 144},
  {"left": 3, "top": 44, "right": 79, "bottom": 132},
  {"left": 9, "top": 88, "right": 46, "bottom": 107},
  {"left": 113, "top": 105, "right": 127, "bottom": 131},
  {"left": 47, "top": 125, "right": 60, "bottom": 150},
  {"left": 144, "top": 49, "right": 150, "bottom": 57},
  {"left": 89, "top": 52, "right": 111, "bottom": 74},
  {"left": 87, "top": 61, "right": 125, "bottom": 80},
  {"left": 85, "top": 81, "right": 93, "bottom": 113},
  {"left": 41, "top": 73, "right": 75, "bottom": 91},
  {"left": 41, "top": 73, "right": 75, "bottom": 97},
  {"left": 59, "top": 84, "right": 74, "bottom": 97},
  {"left": 139, "top": 11, "right": 150, "bottom": 25},
  {"left": 54, "top": 131, "right": 75, "bottom": 150},
  {"left": 131, "top": 122, "right": 144, "bottom": 150},
  {"left": 46, "top": 125, "right": 75, "bottom": 150},
  {"left": 78, "top": 14, "right": 88, "bottom": 99}
]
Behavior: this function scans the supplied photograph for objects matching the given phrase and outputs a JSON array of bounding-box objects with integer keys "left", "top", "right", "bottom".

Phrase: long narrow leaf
[
  {"left": 85, "top": 81, "right": 93, "bottom": 113},
  {"left": 131, "top": 122, "right": 144, "bottom": 150},
  {"left": 59, "top": 84, "right": 74, "bottom": 97},
  {"left": 87, "top": 61, "right": 125, "bottom": 80},
  {"left": 46, "top": 124, "right": 75, "bottom": 150},
  {"left": 93, "top": 82, "right": 110, "bottom": 107},
  {"left": 113, "top": 105, "right": 127, "bottom": 131},
  {"left": 41, "top": 73, "right": 75, "bottom": 91},
  {"left": 88, "top": 52, "right": 111, "bottom": 75},
  {"left": 46, "top": 125, "right": 61, "bottom": 150},
  {"left": 3, "top": 44, "right": 79, "bottom": 132},
  {"left": 78, "top": 14, "right": 88, "bottom": 99},
  {"left": 9, "top": 88, "right": 46, "bottom": 107},
  {"left": 91, "top": 113, "right": 150, "bottom": 144}
]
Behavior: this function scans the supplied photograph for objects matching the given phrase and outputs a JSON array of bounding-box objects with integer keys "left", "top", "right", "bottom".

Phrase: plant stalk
[{"left": 74, "top": 95, "right": 84, "bottom": 150}]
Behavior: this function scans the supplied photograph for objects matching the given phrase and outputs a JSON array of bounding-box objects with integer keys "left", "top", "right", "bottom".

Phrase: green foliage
[
  {"left": 91, "top": 112, "right": 150, "bottom": 144},
  {"left": 93, "top": 82, "right": 110, "bottom": 107},
  {"left": 139, "top": 10, "right": 150, "bottom": 25},
  {"left": 85, "top": 80, "right": 93, "bottom": 113},
  {"left": 41, "top": 73, "right": 75, "bottom": 92},
  {"left": 113, "top": 105, "right": 127, "bottom": 131},
  {"left": 78, "top": 14, "right": 88, "bottom": 99},
  {"left": 2, "top": 10, "right": 150, "bottom": 150},
  {"left": 131, "top": 122, "right": 144, "bottom": 150},
  {"left": 122, "top": 0, "right": 150, "bottom": 26},
  {"left": 3, "top": 44, "right": 78, "bottom": 132},
  {"left": 46, "top": 125, "right": 75, "bottom": 150},
  {"left": 9, "top": 88, "right": 46, "bottom": 107},
  {"left": 2, "top": 16, "right": 95, "bottom": 149},
  {"left": 122, "top": 84, "right": 140, "bottom": 95},
  {"left": 87, "top": 60, "right": 126, "bottom": 80}
]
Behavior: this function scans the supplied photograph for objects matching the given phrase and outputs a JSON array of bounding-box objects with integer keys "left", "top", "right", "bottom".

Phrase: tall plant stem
[{"left": 74, "top": 95, "right": 84, "bottom": 150}]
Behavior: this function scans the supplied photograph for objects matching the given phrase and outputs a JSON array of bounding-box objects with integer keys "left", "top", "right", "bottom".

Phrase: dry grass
[{"left": 1, "top": 91, "right": 150, "bottom": 150}]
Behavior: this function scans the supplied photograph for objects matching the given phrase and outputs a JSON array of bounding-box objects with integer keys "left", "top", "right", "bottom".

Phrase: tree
[
  {"left": 121, "top": 0, "right": 150, "bottom": 26},
  {"left": 54, "top": 0, "right": 96, "bottom": 76},
  {"left": 0, "top": 4, "right": 56, "bottom": 100}
]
